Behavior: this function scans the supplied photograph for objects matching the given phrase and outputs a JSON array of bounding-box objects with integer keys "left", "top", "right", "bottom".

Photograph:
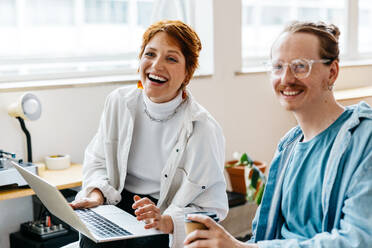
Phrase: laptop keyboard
[{"left": 75, "top": 209, "right": 132, "bottom": 238}]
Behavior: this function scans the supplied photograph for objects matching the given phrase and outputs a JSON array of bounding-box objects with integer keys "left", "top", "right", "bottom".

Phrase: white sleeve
[
  {"left": 75, "top": 93, "right": 122, "bottom": 205},
  {"left": 164, "top": 119, "right": 228, "bottom": 248}
]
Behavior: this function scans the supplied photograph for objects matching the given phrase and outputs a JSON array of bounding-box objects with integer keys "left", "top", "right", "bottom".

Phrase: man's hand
[
  {"left": 69, "top": 188, "right": 104, "bottom": 209},
  {"left": 184, "top": 214, "right": 259, "bottom": 248},
  {"left": 132, "top": 195, "right": 174, "bottom": 234}
]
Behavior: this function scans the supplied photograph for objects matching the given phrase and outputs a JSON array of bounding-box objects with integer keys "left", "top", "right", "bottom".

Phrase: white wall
[{"left": 0, "top": 1, "right": 372, "bottom": 248}]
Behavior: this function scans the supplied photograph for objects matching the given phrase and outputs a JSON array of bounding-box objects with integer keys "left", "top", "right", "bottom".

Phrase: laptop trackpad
[{"left": 92, "top": 205, "right": 162, "bottom": 235}]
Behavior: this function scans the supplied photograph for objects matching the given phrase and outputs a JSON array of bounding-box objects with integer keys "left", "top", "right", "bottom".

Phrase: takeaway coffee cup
[{"left": 184, "top": 212, "right": 219, "bottom": 234}]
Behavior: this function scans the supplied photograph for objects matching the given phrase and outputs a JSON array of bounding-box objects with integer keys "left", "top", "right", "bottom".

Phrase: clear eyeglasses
[{"left": 265, "top": 58, "right": 331, "bottom": 79}]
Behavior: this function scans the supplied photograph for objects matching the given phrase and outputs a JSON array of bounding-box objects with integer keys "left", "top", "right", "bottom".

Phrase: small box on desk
[{"left": 10, "top": 230, "right": 78, "bottom": 248}]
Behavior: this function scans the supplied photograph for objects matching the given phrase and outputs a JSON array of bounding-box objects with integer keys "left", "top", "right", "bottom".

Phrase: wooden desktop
[
  {"left": 0, "top": 163, "right": 82, "bottom": 201},
  {"left": 1, "top": 163, "right": 253, "bottom": 241}
]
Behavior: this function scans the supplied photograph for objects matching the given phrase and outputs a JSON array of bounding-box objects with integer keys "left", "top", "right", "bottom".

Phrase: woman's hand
[
  {"left": 184, "top": 214, "right": 258, "bottom": 248},
  {"left": 69, "top": 188, "right": 105, "bottom": 209},
  {"left": 132, "top": 195, "right": 174, "bottom": 234}
]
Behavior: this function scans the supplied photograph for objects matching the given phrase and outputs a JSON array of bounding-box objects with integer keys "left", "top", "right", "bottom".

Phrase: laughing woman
[{"left": 70, "top": 20, "right": 228, "bottom": 248}]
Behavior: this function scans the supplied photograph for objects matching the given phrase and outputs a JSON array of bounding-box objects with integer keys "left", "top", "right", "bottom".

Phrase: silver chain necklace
[{"left": 143, "top": 97, "right": 187, "bottom": 123}]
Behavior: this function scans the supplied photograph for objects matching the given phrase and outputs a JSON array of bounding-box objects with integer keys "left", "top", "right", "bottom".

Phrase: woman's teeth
[{"left": 148, "top": 73, "right": 167, "bottom": 83}]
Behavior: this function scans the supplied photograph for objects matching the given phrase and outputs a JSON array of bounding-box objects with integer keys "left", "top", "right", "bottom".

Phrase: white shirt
[
  {"left": 125, "top": 91, "right": 184, "bottom": 198},
  {"left": 76, "top": 86, "right": 228, "bottom": 248}
]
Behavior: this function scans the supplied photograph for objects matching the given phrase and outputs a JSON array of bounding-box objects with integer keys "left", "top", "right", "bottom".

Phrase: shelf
[{"left": 335, "top": 86, "right": 372, "bottom": 101}]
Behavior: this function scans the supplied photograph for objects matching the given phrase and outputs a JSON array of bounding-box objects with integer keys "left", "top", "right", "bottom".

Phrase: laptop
[{"left": 12, "top": 161, "right": 163, "bottom": 243}]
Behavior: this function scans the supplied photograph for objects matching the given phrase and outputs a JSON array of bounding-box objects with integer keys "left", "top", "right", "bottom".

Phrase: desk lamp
[{"left": 8, "top": 93, "right": 42, "bottom": 163}]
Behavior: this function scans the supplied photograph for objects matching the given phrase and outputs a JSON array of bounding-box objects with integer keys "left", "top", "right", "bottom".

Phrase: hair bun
[
  {"left": 314, "top": 21, "right": 340, "bottom": 41},
  {"left": 281, "top": 21, "right": 340, "bottom": 61},
  {"left": 327, "top": 24, "right": 340, "bottom": 41}
]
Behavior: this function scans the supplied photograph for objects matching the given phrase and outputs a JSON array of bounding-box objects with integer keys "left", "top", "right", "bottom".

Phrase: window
[
  {"left": 25, "top": 0, "right": 75, "bottom": 26},
  {"left": 0, "top": 0, "right": 16, "bottom": 27},
  {"left": 85, "top": 0, "right": 129, "bottom": 24},
  {"left": 359, "top": 0, "right": 372, "bottom": 53},
  {"left": 137, "top": 1, "right": 154, "bottom": 27},
  {"left": 0, "top": 0, "right": 213, "bottom": 84},
  {"left": 242, "top": 0, "right": 372, "bottom": 69}
]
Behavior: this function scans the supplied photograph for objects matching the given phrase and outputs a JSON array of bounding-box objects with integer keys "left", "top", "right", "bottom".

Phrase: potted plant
[
  {"left": 225, "top": 153, "right": 267, "bottom": 205},
  {"left": 221, "top": 153, "right": 267, "bottom": 237}
]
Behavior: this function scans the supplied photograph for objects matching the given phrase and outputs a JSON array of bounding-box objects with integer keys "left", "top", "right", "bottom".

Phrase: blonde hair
[{"left": 280, "top": 21, "right": 340, "bottom": 63}]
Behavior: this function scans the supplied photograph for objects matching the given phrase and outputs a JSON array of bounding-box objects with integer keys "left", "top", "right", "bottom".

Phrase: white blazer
[{"left": 76, "top": 85, "right": 228, "bottom": 248}]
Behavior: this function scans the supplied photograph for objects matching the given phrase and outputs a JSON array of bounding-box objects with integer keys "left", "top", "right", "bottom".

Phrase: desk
[
  {"left": 0, "top": 163, "right": 82, "bottom": 201},
  {"left": 220, "top": 202, "right": 258, "bottom": 239}
]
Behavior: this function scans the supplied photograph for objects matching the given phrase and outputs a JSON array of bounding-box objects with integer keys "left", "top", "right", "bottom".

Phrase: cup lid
[{"left": 184, "top": 212, "right": 219, "bottom": 223}]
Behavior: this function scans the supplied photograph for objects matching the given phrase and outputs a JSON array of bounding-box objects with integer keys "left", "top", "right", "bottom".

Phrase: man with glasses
[
  {"left": 267, "top": 58, "right": 330, "bottom": 80},
  {"left": 184, "top": 21, "right": 372, "bottom": 248}
]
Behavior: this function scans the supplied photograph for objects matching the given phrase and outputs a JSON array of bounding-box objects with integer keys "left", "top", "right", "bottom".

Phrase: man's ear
[{"left": 328, "top": 60, "right": 339, "bottom": 85}]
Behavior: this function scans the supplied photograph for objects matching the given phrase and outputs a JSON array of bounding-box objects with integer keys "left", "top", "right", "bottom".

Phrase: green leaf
[
  {"left": 252, "top": 164, "right": 267, "bottom": 183},
  {"left": 255, "top": 183, "right": 265, "bottom": 205},
  {"left": 240, "top": 153, "right": 248, "bottom": 164},
  {"left": 246, "top": 185, "right": 255, "bottom": 202},
  {"left": 250, "top": 168, "right": 259, "bottom": 189},
  {"left": 232, "top": 161, "right": 239, "bottom": 166},
  {"left": 240, "top": 153, "right": 253, "bottom": 166}
]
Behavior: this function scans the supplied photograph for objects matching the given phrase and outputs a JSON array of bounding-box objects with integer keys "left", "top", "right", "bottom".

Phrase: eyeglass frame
[{"left": 264, "top": 58, "right": 331, "bottom": 79}]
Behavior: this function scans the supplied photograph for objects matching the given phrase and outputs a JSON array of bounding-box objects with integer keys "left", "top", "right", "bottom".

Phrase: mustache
[{"left": 276, "top": 83, "right": 304, "bottom": 91}]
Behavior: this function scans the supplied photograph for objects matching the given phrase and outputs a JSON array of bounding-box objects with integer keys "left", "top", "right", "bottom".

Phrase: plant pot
[{"left": 225, "top": 160, "right": 266, "bottom": 195}]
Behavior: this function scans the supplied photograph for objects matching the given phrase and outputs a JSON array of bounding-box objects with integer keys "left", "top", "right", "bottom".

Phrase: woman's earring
[
  {"left": 182, "top": 87, "right": 187, "bottom": 99},
  {"left": 328, "top": 84, "right": 334, "bottom": 91},
  {"left": 137, "top": 80, "right": 143, "bottom": 89}
]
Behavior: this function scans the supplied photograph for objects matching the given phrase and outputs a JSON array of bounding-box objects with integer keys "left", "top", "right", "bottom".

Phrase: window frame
[
  {"left": 241, "top": 0, "right": 372, "bottom": 71},
  {"left": 0, "top": 0, "right": 214, "bottom": 90},
  {"left": 0, "top": 0, "right": 155, "bottom": 84}
]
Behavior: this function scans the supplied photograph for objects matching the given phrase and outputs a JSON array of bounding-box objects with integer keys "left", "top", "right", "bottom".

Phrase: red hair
[{"left": 139, "top": 20, "right": 202, "bottom": 84}]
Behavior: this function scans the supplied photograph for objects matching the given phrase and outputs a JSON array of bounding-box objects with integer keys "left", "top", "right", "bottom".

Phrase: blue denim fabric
[
  {"left": 281, "top": 109, "right": 352, "bottom": 240},
  {"left": 249, "top": 101, "right": 372, "bottom": 248}
]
